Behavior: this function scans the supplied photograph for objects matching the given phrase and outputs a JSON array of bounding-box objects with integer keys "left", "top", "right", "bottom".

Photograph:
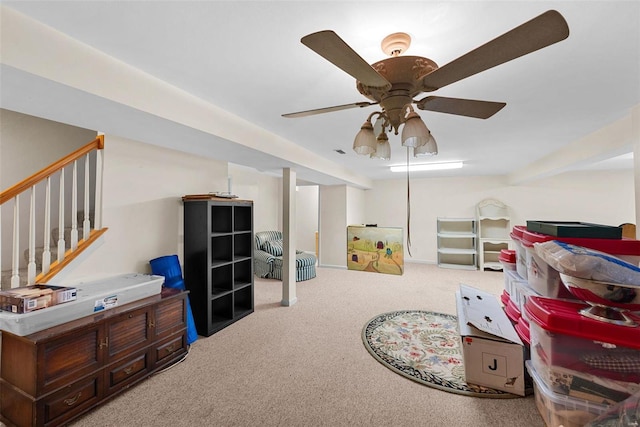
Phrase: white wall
[
  {"left": 295, "top": 185, "right": 318, "bottom": 253},
  {"left": 363, "top": 170, "right": 635, "bottom": 264},
  {"left": 346, "top": 186, "right": 366, "bottom": 226},
  {"left": 318, "top": 185, "right": 348, "bottom": 268},
  {"left": 57, "top": 134, "right": 230, "bottom": 281},
  {"left": 0, "top": 108, "right": 96, "bottom": 188},
  {"left": 228, "top": 164, "right": 282, "bottom": 233},
  {"left": 316, "top": 185, "right": 367, "bottom": 268}
]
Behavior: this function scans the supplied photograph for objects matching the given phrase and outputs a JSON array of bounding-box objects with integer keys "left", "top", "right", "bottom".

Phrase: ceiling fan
[{"left": 283, "top": 10, "right": 570, "bottom": 159}]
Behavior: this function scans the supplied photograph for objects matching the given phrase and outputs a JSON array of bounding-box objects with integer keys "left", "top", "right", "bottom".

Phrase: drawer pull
[
  {"left": 148, "top": 321, "right": 155, "bottom": 328},
  {"left": 64, "top": 392, "right": 82, "bottom": 406},
  {"left": 165, "top": 344, "right": 175, "bottom": 353},
  {"left": 99, "top": 337, "right": 109, "bottom": 349},
  {"left": 124, "top": 366, "right": 135, "bottom": 375}
]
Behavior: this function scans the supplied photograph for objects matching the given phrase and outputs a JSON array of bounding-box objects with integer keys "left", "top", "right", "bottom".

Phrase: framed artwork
[{"left": 347, "top": 225, "right": 404, "bottom": 275}]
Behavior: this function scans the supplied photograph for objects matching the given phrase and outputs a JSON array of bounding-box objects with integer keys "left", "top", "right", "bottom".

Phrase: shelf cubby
[
  {"left": 233, "top": 258, "right": 253, "bottom": 288},
  {"left": 234, "top": 232, "right": 252, "bottom": 259},
  {"left": 437, "top": 218, "right": 477, "bottom": 270},
  {"left": 234, "top": 206, "right": 252, "bottom": 232},
  {"left": 477, "top": 199, "right": 511, "bottom": 271},
  {"left": 211, "top": 205, "right": 232, "bottom": 233}
]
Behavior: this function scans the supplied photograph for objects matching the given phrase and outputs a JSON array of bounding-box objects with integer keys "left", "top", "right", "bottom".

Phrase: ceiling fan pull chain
[{"left": 406, "top": 147, "right": 412, "bottom": 257}]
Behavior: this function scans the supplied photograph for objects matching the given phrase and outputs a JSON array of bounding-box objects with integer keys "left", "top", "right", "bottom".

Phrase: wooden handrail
[
  {"left": 36, "top": 227, "right": 108, "bottom": 283},
  {"left": 0, "top": 135, "right": 104, "bottom": 204}
]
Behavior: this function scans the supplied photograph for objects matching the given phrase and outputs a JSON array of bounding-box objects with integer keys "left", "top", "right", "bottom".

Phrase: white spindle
[
  {"left": 83, "top": 154, "right": 91, "bottom": 240},
  {"left": 57, "top": 170, "right": 65, "bottom": 262},
  {"left": 94, "top": 148, "right": 104, "bottom": 229},
  {"left": 27, "top": 186, "right": 36, "bottom": 284},
  {"left": 71, "top": 160, "right": 78, "bottom": 250},
  {"left": 11, "top": 196, "right": 20, "bottom": 288},
  {"left": 42, "top": 176, "right": 52, "bottom": 274}
]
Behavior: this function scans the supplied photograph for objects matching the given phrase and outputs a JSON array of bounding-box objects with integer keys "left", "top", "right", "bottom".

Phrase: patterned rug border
[{"left": 361, "top": 310, "right": 522, "bottom": 399}]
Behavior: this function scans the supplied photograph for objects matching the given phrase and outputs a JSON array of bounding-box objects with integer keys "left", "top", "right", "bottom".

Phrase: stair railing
[{"left": 0, "top": 135, "right": 107, "bottom": 289}]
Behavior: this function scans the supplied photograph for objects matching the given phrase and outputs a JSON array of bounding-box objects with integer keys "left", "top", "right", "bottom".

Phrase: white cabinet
[
  {"left": 477, "top": 199, "right": 511, "bottom": 271},
  {"left": 437, "top": 218, "right": 477, "bottom": 270}
]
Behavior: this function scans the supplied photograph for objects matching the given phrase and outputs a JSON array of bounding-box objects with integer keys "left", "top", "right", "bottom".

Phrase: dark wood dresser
[{"left": 0, "top": 288, "right": 187, "bottom": 427}]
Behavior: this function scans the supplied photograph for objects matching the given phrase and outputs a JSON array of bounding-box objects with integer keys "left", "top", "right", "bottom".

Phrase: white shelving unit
[
  {"left": 476, "top": 199, "right": 511, "bottom": 271},
  {"left": 437, "top": 218, "right": 477, "bottom": 270}
]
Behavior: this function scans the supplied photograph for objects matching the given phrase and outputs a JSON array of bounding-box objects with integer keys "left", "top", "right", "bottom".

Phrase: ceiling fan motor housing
[{"left": 357, "top": 56, "right": 438, "bottom": 133}]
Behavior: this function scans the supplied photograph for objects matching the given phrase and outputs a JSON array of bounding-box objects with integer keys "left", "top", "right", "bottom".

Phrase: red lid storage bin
[
  {"left": 504, "top": 298, "right": 521, "bottom": 323},
  {"left": 515, "top": 319, "right": 530, "bottom": 346},
  {"left": 521, "top": 228, "right": 640, "bottom": 300},
  {"left": 499, "top": 249, "right": 516, "bottom": 272},
  {"left": 500, "top": 289, "right": 511, "bottom": 306},
  {"left": 510, "top": 225, "right": 528, "bottom": 280},
  {"left": 525, "top": 295, "right": 640, "bottom": 386}
]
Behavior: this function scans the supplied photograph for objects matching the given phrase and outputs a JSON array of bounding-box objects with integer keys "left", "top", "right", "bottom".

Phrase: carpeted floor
[{"left": 66, "top": 263, "right": 544, "bottom": 427}]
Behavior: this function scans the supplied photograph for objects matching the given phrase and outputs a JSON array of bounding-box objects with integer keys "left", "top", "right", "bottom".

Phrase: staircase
[{"left": 0, "top": 136, "right": 108, "bottom": 289}]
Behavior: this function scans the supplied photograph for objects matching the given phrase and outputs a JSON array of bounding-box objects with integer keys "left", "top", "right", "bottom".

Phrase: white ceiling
[{"left": 2, "top": 1, "right": 638, "bottom": 185}]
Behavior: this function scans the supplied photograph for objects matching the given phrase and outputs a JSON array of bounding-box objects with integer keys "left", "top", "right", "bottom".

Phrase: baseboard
[{"left": 317, "top": 264, "right": 347, "bottom": 269}]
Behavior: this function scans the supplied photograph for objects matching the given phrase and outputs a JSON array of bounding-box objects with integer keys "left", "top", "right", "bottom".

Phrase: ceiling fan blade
[
  {"left": 301, "top": 30, "right": 392, "bottom": 89},
  {"left": 422, "top": 10, "right": 569, "bottom": 91},
  {"left": 282, "top": 101, "right": 377, "bottom": 118},
  {"left": 415, "top": 96, "right": 506, "bottom": 119}
]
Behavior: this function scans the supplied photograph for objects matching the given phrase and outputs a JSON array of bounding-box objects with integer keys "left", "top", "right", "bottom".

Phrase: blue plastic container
[{"left": 149, "top": 255, "right": 198, "bottom": 345}]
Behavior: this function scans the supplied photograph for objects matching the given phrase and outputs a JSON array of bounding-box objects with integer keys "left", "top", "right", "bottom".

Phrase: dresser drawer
[
  {"left": 105, "top": 350, "right": 150, "bottom": 394},
  {"left": 153, "top": 332, "right": 187, "bottom": 369},
  {"left": 42, "top": 373, "right": 102, "bottom": 427}
]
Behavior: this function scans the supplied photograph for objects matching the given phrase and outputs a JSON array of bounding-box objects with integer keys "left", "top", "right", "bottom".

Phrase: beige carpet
[{"left": 69, "top": 263, "right": 544, "bottom": 427}]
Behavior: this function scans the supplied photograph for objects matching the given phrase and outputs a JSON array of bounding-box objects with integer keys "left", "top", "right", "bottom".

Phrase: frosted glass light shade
[
  {"left": 353, "top": 121, "right": 377, "bottom": 155},
  {"left": 370, "top": 132, "right": 391, "bottom": 160},
  {"left": 414, "top": 133, "right": 438, "bottom": 157},
  {"left": 401, "top": 111, "right": 430, "bottom": 147}
]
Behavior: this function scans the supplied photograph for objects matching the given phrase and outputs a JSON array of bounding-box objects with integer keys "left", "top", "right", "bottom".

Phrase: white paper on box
[{"left": 456, "top": 284, "right": 526, "bottom": 396}]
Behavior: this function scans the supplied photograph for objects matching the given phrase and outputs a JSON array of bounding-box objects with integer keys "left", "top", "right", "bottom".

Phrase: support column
[{"left": 281, "top": 168, "right": 297, "bottom": 306}]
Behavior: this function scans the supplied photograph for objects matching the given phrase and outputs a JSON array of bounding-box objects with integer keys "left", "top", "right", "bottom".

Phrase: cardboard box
[
  {"left": 456, "top": 284, "right": 526, "bottom": 396},
  {"left": 0, "top": 284, "right": 77, "bottom": 313}
]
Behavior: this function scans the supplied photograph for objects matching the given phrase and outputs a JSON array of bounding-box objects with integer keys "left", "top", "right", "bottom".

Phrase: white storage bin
[
  {"left": 511, "top": 225, "right": 528, "bottom": 280},
  {"left": 526, "top": 361, "right": 608, "bottom": 427},
  {"left": 0, "top": 273, "right": 163, "bottom": 336}
]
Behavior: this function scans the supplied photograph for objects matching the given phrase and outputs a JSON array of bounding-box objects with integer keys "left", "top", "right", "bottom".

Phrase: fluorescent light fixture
[{"left": 389, "top": 161, "right": 463, "bottom": 173}]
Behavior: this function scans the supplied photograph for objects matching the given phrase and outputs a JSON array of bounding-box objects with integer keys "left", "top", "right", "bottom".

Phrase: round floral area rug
[{"left": 362, "top": 310, "right": 521, "bottom": 398}]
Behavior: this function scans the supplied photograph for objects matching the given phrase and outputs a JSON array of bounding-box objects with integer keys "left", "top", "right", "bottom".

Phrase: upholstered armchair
[{"left": 254, "top": 231, "right": 317, "bottom": 282}]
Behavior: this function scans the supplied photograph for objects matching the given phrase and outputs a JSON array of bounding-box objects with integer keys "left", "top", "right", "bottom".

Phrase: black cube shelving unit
[{"left": 183, "top": 195, "right": 254, "bottom": 336}]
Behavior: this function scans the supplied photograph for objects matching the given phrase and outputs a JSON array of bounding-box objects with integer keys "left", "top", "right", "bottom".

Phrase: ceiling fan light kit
[
  {"left": 284, "top": 10, "right": 569, "bottom": 164},
  {"left": 352, "top": 118, "right": 377, "bottom": 155},
  {"left": 413, "top": 134, "right": 438, "bottom": 157},
  {"left": 370, "top": 131, "right": 391, "bottom": 160},
  {"left": 401, "top": 105, "right": 432, "bottom": 148}
]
